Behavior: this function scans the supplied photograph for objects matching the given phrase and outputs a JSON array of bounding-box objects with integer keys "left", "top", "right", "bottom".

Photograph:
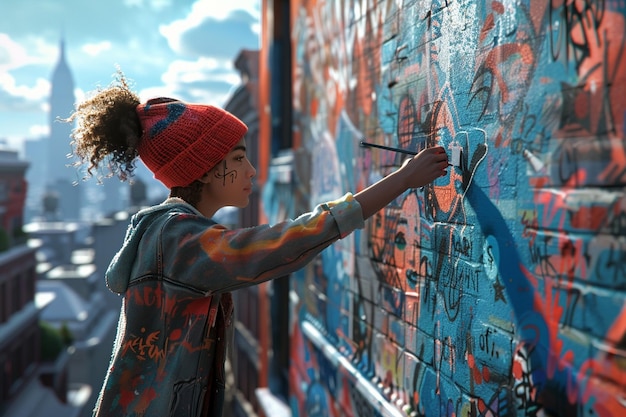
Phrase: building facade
[
  {"left": 0, "top": 150, "right": 28, "bottom": 247},
  {"left": 0, "top": 148, "right": 84, "bottom": 417}
]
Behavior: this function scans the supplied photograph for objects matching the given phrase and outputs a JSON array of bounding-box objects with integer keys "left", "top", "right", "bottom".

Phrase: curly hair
[{"left": 67, "top": 69, "right": 142, "bottom": 183}]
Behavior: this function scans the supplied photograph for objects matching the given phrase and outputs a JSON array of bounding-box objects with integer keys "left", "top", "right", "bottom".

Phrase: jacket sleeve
[{"left": 160, "top": 193, "right": 364, "bottom": 294}]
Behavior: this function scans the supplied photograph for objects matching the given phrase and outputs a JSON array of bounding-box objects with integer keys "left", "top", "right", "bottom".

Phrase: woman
[{"left": 68, "top": 72, "right": 449, "bottom": 417}]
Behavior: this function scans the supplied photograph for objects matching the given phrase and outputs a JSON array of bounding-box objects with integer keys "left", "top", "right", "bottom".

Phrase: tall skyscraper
[
  {"left": 48, "top": 38, "right": 75, "bottom": 181},
  {"left": 47, "top": 38, "right": 81, "bottom": 220}
]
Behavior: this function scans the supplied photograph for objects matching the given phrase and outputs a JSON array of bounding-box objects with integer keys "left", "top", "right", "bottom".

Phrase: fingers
[
  {"left": 432, "top": 148, "right": 449, "bottom": 177},
  {"left": 423, "top": 146, "right": 458, "bottom": 182},
  {"left": 425, "top": 146, "right": 448, "bottom": 159},
  {"left": 427, "top": 146, "right": 448, "bottom": 165},
  {"left": 440, "top": 160, "right": 449, "bottom": 176},
  {"left": 433, "top": 147, "right": 449, "bottom": 165},
  {"left": 403, "top": 146, "right": 451, "bottom": 185}
]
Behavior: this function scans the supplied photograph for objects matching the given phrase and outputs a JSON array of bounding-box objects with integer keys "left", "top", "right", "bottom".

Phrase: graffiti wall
[{"left": 267, "top": 0, "right": 626, "bottom": 416}]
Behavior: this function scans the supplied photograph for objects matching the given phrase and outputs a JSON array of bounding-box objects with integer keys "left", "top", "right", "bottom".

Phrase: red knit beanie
[{"left": 135, "top": 97, "right": 248, "bottom": 188}]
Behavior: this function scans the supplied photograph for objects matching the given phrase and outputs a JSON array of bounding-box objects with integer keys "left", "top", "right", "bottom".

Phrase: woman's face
[{"left": 204, "top": 138, "right": 256, "bottom": 209}]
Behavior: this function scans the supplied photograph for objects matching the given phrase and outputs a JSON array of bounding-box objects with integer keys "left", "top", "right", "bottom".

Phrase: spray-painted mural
[{"left": 265, "top": 0, "right": 626, "bottom": 416}]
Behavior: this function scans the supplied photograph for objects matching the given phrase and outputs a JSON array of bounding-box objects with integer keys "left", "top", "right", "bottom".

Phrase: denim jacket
[{"left": 92, "top": 194, "right": 364, "bottom": 417}]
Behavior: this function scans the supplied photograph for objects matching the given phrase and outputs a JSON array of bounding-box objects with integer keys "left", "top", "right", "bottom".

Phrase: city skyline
[{"left": 0, "top": 0, "right": 260, "bottom": 154}]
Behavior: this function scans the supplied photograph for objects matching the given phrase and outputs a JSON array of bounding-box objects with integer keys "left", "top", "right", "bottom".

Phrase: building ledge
[
  {"left": 301, "top": 319, "right": 406, "bottom": 417},
  {"left": 255, "top": 387, "right": 291, "bottom": 417}
]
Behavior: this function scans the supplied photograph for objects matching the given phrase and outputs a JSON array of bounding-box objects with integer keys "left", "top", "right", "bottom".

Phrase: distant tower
[
  {"left": 49, "top": 38, "right": 75, "bottom": 181},
  {"left": 47, "top": 37, "right": 81, "bottom": 220}
]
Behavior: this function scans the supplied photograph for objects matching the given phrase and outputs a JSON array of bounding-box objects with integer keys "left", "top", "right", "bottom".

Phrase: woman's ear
[{"left": 198, "top": 171, "right": 212, "bottom": 184}]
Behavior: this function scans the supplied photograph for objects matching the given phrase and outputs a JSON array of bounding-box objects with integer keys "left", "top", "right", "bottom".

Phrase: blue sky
[{"left": 0, "top": 0, "right": 260, "bottom": 153}]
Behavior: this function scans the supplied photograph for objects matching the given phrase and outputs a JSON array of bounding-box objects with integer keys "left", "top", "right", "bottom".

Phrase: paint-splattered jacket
[{"left": 92, "top": 194, "right": 364, "bottom": 417}]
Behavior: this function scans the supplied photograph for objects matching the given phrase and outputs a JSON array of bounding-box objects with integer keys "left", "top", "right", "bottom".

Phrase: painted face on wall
[
  {"left": 205, "top": 138, "right": 256, "bottom": 209},
  {"left": 394, "top": 192, "right": 421, "bottom": 291}
]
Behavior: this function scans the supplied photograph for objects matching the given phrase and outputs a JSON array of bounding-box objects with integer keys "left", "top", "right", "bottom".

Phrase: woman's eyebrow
[{"left": 231, "top": 145, "right": 247, "bottom": 152}]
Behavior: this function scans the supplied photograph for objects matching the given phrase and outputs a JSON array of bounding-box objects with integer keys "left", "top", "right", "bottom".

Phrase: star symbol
[{"left": 493, "top": 278, "right": 507, "bottom": 303}]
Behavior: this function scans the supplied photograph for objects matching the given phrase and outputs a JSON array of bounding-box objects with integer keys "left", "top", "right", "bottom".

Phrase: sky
[{"left": 0, "top": 0, "right": 261, "bottom": 154}]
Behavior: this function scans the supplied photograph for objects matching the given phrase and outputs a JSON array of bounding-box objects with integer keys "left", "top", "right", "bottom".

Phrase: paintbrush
[
  {"left": 360, "top": 139, "right": 455, "bottom": 167},
  {"left": 360, "top": 140, "right": 418, "bottom": 155}
]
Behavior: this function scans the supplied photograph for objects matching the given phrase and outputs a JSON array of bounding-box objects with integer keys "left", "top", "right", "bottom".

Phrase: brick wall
[{"left": 274, "top": 1, "right": 626, "bottom": 416}]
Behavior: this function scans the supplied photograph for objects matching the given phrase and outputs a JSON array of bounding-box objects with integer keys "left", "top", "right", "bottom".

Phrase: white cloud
[
  {"left": 124, "top": 0, "right": 174, "bottom": 11},
  {"left": 0, "top": 34, "right": 59, "bottom": 71},
  {"left": 137, "top": 57, "right": 240, "bottom": 105},
  {"left": 29, "top": 124, "right": 49, "bottom": 137},
  {"left": 164, "top": 57, "right": 230, "bottom": 81},
  {"left": 173, "top": 0, "right": 259, "bottom": 25},
  {"left": 73, "top": 87, "right": 85, "bottom": 105},
  {"left": 0, "top": 34, "right": 37, "bottom": 71},
  {"left": 82, "top": 41, "right": 112, "bottom": 57},
  {"left": 160, "top": 0, "right": 260, "bottom": 58},
  {"left": 0, "top": 72, "right": 50, "bottom": 107}
]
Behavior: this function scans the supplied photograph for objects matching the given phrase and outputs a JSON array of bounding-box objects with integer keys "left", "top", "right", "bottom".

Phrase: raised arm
[{"left": 354, "top": 146, "right": 449, "bottom": 219}]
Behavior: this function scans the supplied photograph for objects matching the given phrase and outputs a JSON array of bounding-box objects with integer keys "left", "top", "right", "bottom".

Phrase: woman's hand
[
  {"left": 354, "top": 145, "right": 449, "bottom": 219},
  {"left": 398, "top": 145, "right": 449, "bottom": 189}
]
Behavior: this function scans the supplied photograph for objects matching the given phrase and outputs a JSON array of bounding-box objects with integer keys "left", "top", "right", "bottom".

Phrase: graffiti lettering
[
  {"left": 450, "top": 234, "right": 473, "bottom": 259},
  {"left": 479, "top": 327, "right": 500, "bottom": 359},
  {"left": 607, "top": 208, "right": 626, "bottom": 235},
  {"left": 418, "top": 255, "right": 433, "bottom": 280},
  {"left": 594, "top": 238, "right": 626, "bottom": 284},
  {"left": 549, "top": 0, "right": 606, "bottom": 70},
  {"left": 440, "top": 262, "right": 480, "bottom": 321},
  {"left": 130, "top": 285, "right": 164, "bottom": 309},
  {"left": 121, "top": 329, "right": 166, "bottom": 362}
]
